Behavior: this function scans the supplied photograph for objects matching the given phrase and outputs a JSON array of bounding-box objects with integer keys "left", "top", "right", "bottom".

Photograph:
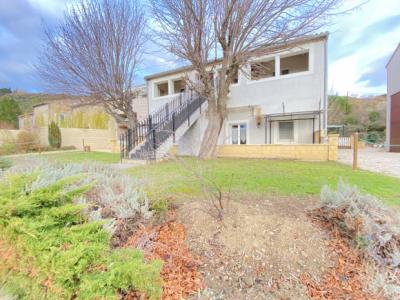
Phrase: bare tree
[
  {"left": 150, "top": 0, "right": 347, "bottom": 158},
  {"left": 37, "top": 0, "right": 146, "bottom": 127}
]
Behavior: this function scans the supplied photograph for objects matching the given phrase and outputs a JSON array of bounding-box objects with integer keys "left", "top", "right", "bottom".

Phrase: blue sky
[{"left": 0, "top": 0, "right": 399, "bottom": 96}]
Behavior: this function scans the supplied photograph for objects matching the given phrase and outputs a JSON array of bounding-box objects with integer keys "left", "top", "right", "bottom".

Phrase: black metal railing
[{"left": 120, "top": 90, "right": 206, "bottom": 160}]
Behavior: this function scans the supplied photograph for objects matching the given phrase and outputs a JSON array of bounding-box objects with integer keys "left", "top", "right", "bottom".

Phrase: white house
[
  {"left": 137, "top": 33, "right": 328, "bottom": 157},
  {"left": 386, "top": 42, "right": 400, "bottom": 152}
]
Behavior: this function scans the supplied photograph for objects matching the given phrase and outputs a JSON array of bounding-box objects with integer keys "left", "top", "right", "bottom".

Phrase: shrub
[
  {"left": 16, "top": 130, "right": 39, "bottom": 152},
  {"left": 0, "top": 131, "right": 17, "bottom": 155},
  {"left": 48, "top": 121, "right": 61, "bottom": 148},
  {"left": 0, "top": 168, "right": 162, "bottom": 299},
  {"left": 0, "top": 96, "right": 21, "bottom": 128},
  {"left": 0, "top": 157, "right": 12, "bottom": 170},
  {"left": 314, "top": 180, "right": 400, "bottom": 298}
]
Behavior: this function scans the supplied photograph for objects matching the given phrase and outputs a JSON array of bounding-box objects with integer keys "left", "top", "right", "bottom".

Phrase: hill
[
  {"left": 328, "top": 94, "right": 386, "bottom": 143},
  {"left": 0, "top": 92, "right": 76, "bottom": 114}
]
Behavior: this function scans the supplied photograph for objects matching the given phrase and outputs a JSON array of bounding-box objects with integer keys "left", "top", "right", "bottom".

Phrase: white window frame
[
  {"left": 226, "top": 120, "right": 250, "bottom": 145},
  {"left": 247, "top": 45, "right": 314, "bottom": 85},
  {"left": 279, "top": 50, "right": 310, "bottom": 78},
  {"left": 153, "top": 80, "right": 169, "bottom": 99},
  {"left": 172, "top": 78, "right": 186, "bottom": 95},
  {"left": 249, "top": 55, "right": 278, "bottom": 82}
]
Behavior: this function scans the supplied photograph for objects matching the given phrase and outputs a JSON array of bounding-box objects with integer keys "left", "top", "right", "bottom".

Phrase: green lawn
[
  {"left": 126, "top": 158, "right": 400, "bottom": 206},
  {"left": 44, "top": 151, "right": 120, "bottom": 164}
]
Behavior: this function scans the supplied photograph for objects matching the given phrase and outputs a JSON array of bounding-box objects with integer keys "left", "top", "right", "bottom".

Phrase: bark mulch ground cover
[
  {"left": 300, "top": 208, "right": 384, "bottom": 300},
  {"left": 125, "top": 211, "right": 204, "bottom": 300}
]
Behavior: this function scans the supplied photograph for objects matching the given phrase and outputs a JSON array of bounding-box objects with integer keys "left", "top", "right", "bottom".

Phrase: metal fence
[
  {"left": 338, "top": 136, "right": 351, "bottom": 149},
  {"left": 120, "top": 91, "right": 206, "bottom": 160}
]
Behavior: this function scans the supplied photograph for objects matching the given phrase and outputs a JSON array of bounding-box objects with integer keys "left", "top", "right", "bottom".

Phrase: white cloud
[
  {"left": 328, "top": 0, "right": 400, "bottom": 95},
  {"left": 28, "top": 0, "right": 75, "bottom": 17}
]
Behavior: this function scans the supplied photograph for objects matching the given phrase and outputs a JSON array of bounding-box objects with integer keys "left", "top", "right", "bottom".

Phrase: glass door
[{"left": 231, "top": 123, "right": 247, "bottom": 144}]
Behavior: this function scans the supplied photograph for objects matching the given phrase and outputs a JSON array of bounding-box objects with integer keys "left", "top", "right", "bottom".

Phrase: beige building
[{"left": 18, "top": 86, "right": 148, "bottom": 131}]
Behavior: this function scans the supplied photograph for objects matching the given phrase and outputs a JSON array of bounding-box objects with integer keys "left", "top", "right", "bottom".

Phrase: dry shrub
[
  {"left": 310, "top": 180, "right": 400, "bottom": 298},
  {"left": 16, "top": 130, "right": 40, "bottom": 152},
  {"left": 0, "top": 131, "right": 17, "bottom": 155}
]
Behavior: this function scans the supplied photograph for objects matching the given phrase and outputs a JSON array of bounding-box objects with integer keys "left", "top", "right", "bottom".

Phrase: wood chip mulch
[
  {"left": 300, "top": 209, "right": 384, "bottom": 300},
  {"left": 124, "top": 214, "right": 204, "bottom": 300}
]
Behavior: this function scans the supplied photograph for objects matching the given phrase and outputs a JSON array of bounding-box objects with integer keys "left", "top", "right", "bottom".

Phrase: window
[
  {"left": 231, "top": 123, "right": 247, "bottom": 144},
  {"left": 280, "top": 51, "right": 309, "bottom": 75},
  {"left": 251, "top": 59, "right": 275, "bottom": 80},
  {"left": 173, "top": 79, "right": 185, "bottom": 94},
  {"left": 155, "top": 82, "right": 168, "bottom": 97},
  {"left": 279, "top": 121, "right": 294, "bottom": 141}
]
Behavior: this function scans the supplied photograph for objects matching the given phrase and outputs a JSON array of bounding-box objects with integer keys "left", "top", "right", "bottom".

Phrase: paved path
[{"left": 338, "top": 148, "right": 400, "bottom": 178}]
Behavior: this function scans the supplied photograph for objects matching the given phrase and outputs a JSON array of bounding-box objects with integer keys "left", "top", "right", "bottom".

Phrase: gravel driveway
[{"left": 338, "top": 148, "right": 400, "bottom": 178}]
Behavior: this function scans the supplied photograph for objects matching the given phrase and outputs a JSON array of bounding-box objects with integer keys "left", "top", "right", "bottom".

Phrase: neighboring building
[
  {"left": 135, "top": 33, "right": 328, "bottom": 158},
  {"left": 386, "top": 43, "right": 400, "bottom": 152},
  {"left": 18, "top": 86, "right": 148, "bottom": 131}
]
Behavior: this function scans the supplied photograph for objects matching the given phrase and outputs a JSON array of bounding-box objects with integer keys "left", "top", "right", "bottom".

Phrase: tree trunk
[
  {"left": 126, "top": 110, "right": 137, "bottom": 129},
  {"left": 198, "top": 111, "right": 224, "bottom": 158}
]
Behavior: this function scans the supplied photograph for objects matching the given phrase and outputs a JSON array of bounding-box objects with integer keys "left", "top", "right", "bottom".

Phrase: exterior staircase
[{"left": 120, "top": 91, "right": 207, "bottom": 161}]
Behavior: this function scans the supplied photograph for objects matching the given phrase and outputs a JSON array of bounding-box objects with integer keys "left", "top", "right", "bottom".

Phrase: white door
[{"left": 231, "top": 123, "right": 247, "bottom": 144}]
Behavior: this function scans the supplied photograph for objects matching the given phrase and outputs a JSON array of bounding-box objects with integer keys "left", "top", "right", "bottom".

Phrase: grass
[
  {"left": 126, "top": 158, "right": 400, "bottom": 206},
  {"left": 42, "top": 151, "right": 120, "bottom": 164}
]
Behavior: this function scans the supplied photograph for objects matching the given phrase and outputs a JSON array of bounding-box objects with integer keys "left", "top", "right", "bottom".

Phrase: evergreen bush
[
  {"left": 0, "top": 167, "right": 162, "bottom": 299},
  {"left": 48, "top": 121, "right": 61, "bottom": 148}
]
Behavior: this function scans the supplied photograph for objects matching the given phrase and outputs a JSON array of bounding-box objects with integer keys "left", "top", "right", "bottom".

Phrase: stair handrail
[{"left": 120, "top": 90, "right": 205, "bottom": 160}]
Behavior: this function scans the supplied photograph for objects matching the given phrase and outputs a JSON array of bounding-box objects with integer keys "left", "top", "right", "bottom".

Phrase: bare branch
[
  {"left": 150, "top": 0, "right": 349, "bottom": 157},
  {"left": 37, "top": 0, "right": 147, "bottom": 127}
]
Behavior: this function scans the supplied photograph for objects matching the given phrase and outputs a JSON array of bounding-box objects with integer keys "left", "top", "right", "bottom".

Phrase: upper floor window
[
  {"left": 280, "top": 51, "right": 309, "bottom": 76},
  {"left": 155, "top": 82, "right": 168, "bottom": 97},
  {"left": 173, "top": 79, "right": 185, "bottom": 94},
  {"left": 250, "top": 59, "right": 276, "bottom": 80}
]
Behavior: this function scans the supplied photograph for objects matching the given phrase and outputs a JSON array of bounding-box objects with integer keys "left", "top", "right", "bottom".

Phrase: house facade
[
  {"left": 142, "top": 33, "right": 328, "bottom": 156},
  {"left": 386, "top": 42, "right": 400, "bottom": 152}
]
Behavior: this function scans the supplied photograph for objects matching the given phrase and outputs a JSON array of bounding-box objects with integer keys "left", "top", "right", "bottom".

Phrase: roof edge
[{"left": 386, "top": 42, "right": 400, "bottom": 68}]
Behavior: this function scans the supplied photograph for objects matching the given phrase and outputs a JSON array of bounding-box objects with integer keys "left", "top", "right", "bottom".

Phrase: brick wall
[{"left": 215, "top": 134, "right": 338, "bottom": 161}]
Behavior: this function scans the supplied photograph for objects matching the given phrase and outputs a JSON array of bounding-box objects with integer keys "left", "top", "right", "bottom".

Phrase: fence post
[
  {"left": 353, "top": 132, "right": 359, "bottom": 170},
  {"left": 328, "top": 134, "right": 338, "bottom": 161},
  {"left": 166, "top": 103, "right": 169, "bottom": 120}
]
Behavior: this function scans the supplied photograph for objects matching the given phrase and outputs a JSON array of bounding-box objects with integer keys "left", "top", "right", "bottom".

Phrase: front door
[{"left": 231, "top": 123, "right": 247, "bottom": 144}]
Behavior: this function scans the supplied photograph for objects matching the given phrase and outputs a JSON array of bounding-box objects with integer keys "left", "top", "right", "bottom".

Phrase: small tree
[
  {"left": 0, "top": 96, "right": 22, "bottom": 128},
  {"left": 48, "top": 121, "right": 62, "bottom": 148},
  {"left": 0, "top": 88, "right": 12, "bottom": 97}
]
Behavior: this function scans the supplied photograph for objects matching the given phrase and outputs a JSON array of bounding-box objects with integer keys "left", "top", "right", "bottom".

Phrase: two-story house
[
  {"left": 132, "top": 33, "right": 327, "bottom": 158},
  {"left": 125, "top": 33, "right": 328, "bottom": 158}
]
